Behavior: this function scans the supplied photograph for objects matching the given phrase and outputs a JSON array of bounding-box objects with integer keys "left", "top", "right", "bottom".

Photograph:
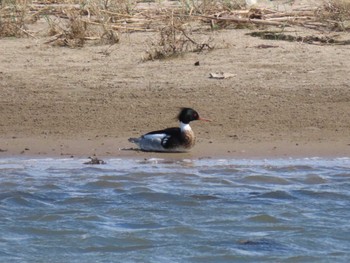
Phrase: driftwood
[
  {"left": 5, "top": 1, "right": 347, "bottom": 32},
  {"left": 199, "top": 14, "right": 288, "bottom": 27},
  {"left": 24, "top": 2, "right": 326, "bottom": 32},
  {"left": 198, "top": 6, "right": 349, "bottom": 31}
]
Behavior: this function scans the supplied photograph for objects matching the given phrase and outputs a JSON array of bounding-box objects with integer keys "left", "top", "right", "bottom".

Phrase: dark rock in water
[
  {"left": 84, "top": 157, "right": 106, "bottom": 165},
  {"left": 238, "top": 238, "right": 286, "bottom": 252}
]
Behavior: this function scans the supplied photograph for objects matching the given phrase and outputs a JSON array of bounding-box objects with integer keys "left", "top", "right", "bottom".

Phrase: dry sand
[{"left": 1, "top": 4, "right": 350, "bottom": 159}]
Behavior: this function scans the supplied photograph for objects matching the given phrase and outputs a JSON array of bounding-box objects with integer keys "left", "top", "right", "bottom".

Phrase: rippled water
[{"left": 0, "top": 157, "right": 350, "bottom": 262}]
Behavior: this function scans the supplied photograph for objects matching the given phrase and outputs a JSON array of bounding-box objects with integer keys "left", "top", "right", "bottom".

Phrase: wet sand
[{"left": 0, "top": 136, "right": 349, "bottom": 159}]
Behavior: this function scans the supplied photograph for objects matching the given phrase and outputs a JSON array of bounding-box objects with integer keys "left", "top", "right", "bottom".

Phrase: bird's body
[{"left": 128, "top": 108, "right": 209, "bottom": 152}]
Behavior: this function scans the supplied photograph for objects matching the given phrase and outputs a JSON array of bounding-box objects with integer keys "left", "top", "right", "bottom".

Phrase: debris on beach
[
  {"left": 255, "top": 44, "right": 279, "bottom": 49},
  {"left": 209, "top": 72, "right": 236, "bottom": 79},
  {"left": 1, "top": 0, "right": 348, "bottom": 44}
]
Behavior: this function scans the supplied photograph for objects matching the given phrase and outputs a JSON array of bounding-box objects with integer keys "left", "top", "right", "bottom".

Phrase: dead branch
[{"left": 198, "top": 14, "right": 288, "bottom": 27}]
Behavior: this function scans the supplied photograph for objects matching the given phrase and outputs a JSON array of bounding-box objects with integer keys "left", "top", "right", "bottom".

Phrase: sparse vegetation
[
  {"left": 179, "top": 0, "right": 246, "bottom": 15},
  {"left": 0, "top": 0, "right": 349, "bottom": 53},
  {"left": 143, "top": 14, "right": 213, "bottom": 60},
  {"left": 0, "top": 1, "right": 28, "bottom": 37},
  {"left": 317, "top": 0, "right": 350, "bottom": 30},
  {"left": 44, "top": 9, "right": 119, "bottom": 47}
]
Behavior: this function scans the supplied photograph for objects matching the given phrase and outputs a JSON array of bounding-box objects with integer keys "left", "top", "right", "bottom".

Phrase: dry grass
[
  {"left": 1, "top": 0, "right": 349, "bottom": 52},
  {"left": 179, "top": 0, "right": 246, "bottom": 15},
  {"left": 1, "top": 0, "right": 122, "bottom": 45},
  {"left": 46, "top": 10, "right": 87, "bottom": 47},
  {"left": 317, "top": 0, "right": 350, "bottom": 30},
  {"left": 0, "top": 0, "right": 247, "bottom": 40},
  {"left": 45, "top": 9, "right": 119, "bottom": 47},
  {"left": 143, "top": 14, "right": 213, "bottom": 60},
  {"left": 0, "top": 2, "right": 28, "bottom": 37}
]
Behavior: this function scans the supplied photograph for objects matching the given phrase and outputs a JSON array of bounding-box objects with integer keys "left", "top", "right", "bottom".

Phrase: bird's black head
[{"left": 178, "top": 108, "right": 203, "bottom": 124}]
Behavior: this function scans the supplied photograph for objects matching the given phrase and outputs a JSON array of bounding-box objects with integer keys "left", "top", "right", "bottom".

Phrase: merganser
[{"left": 128, "top": 108, "right": 210, "bottom": 152}]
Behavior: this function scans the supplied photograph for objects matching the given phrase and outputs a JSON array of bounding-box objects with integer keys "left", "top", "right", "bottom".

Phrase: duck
[{"left": 128, "top": 108, "right": 210, "bottom": 152}]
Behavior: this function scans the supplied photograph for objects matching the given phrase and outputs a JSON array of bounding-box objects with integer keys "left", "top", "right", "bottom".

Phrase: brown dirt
[{"left": 1, "top": 4, "right": 350, "bottom": 158}]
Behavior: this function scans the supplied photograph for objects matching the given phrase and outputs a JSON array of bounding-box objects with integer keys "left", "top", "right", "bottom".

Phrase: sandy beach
[{"left": 1, "top": 1, "right": 350, "bottom": 159}]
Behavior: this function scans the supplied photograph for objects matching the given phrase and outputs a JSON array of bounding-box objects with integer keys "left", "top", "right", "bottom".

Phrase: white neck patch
[{"left": 180, "top": 122, "right": 192, "bottom": 132}]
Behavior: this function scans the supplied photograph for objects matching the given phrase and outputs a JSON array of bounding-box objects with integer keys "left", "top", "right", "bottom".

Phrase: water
[{"left": 0, "top": 157, "right": 350, "bottom": 262}]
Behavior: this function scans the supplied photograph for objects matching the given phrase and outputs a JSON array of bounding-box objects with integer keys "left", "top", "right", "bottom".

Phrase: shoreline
[{"left": 1, "top": 137, "right": 349, "bottom": 159}]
